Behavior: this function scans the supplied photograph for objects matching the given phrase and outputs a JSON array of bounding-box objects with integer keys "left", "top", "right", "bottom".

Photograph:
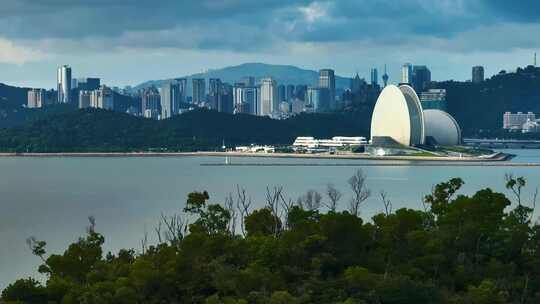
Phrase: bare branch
[
  {"left": 298, "top": 190, "right": 322, "bottom": 211},
  {"left": 266, "top": 186, "right": 284, "bottom": 237},
  {"left": 324, "top": 183, "right": 342, "bottom": 212},
  {"left": 235, "top": 185, "right": 252, "bottom": 237},
  {"left": 380, "top": 190, "right": 392, "bottom": 216},
  {"left": 225, "top": 192, "right": 237, "bottom": 235},
  {"left": 348, "top": 169, "right": 371, "bottom": 216}
]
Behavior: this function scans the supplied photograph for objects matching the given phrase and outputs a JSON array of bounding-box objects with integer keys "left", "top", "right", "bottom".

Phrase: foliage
[
  {"left": 0, "top": 108, "right": 369, "bottom": 152},
  {"left": 431, "top": 65, "right": 540, "bottom": 137},
  {"left": 3, "top": 175, "right": 540, "bottom": 303}
]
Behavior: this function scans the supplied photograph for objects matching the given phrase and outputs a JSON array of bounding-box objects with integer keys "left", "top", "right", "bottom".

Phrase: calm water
[{"left": 1, "top": 149, "right": 540, "bottom": 289}]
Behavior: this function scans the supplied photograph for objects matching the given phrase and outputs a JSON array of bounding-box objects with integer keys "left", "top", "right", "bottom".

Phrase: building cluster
[
  {"left": 27, "top": 63, "right": 488, "bottom": 125},
  {"left": 28, "top": 65, "right": 113, "bottom": 111},
  {"left": 503, "top": 112, "right": 540, "bottom": 133},
  {"left": 136, "top": 69, "right": 341, "bottom": 120}
]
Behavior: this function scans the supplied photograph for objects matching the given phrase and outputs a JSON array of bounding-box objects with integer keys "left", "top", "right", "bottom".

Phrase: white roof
[
  {"left": 370, "top": 84, "right": 425, "bottom": 146},
  {"left": 423, "top": 109, "right": 461, "bottom": 146}
]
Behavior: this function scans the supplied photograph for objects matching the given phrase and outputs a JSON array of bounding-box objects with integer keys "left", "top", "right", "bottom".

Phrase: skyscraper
[
  {"left": 412, "top": 65, "right": 431, "bottom": 92},
  {"left": 286, "top": 85, "right": 295, "bottom": 101},
  {"left": 260, "top": 78, "right": 277, "bottom": 116},
  {"left": 208, "top": 78, "right": 222, "bottom": 110},
  {"left": 161, "top": 80, "right": 181, "bottom": 119},
  {"left": 319, "top": 69, "right": 336, "bottom": 109},
  {"left": 472, "top": 66, "right": 484, "bottom": 83},
  {"left": 370, "top": 68, "right": 378, "bottom": 86},
  {"left": 192, "top": 78, "right": 206, "bottom": 104},
  {"left": 401, "top": 63, "right": 413, "bottom": 84},
  {"left": 233, "top": 84, "right": 260, "bottom": 115},
  {"left": 141, "top": 87, "right": 161, "bottom": 119},
  {"left": 277, "top": 84, "right": 286, "bottom": 103},
  {"left": 219, "top": 83, "right": 234, "bottom": 114},
  {"left": 176, "top": 78, "right": 187, "bottom": 104},
  {"left": 57, "top": 65, "right": 72, "bottom": 103},
  {"left": 295, "top": 85, "right": 307, "bottom": 101},
  {"left": 308, "top": 87, "right": 328, "bottom": 112}
]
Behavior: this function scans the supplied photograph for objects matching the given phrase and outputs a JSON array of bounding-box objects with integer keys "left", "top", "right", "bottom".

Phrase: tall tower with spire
[{"left": 382, "top": 64, "right": 389, "bottom": 88}]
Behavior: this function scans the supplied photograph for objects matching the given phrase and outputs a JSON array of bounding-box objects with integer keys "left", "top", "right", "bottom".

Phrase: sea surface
[{"left": 1, "top": 149, "right": 540, "bottom": 289}]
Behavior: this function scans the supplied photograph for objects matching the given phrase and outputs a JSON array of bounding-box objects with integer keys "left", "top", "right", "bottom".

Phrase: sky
[{"left": 0, "top": 0, "right": 539, "bottom": 89}]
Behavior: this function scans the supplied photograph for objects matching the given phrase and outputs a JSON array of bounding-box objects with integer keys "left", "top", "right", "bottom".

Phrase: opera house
[{"left": 370, "top": 84, "right": 461, "bottom": 150}]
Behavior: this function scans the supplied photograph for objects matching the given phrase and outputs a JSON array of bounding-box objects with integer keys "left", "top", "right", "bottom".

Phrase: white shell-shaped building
[
  {"left": 423, "top": 109, "right": 461, "bottom": 146},
  {"left": 370, "top": 85, "right": 425, "bottom": 146},
  {"left": 370, "top": 85, "right": 461, "bottom": 147}
]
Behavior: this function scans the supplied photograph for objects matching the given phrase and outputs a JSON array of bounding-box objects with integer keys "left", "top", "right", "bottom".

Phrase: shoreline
[{"left": 0, "top": 151, "right": 513, "bottom": 162}]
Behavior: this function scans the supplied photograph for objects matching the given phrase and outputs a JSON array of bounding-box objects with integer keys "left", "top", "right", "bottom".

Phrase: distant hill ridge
[{"left": 133, "top": 62, "right": 352, "bottom": 93}]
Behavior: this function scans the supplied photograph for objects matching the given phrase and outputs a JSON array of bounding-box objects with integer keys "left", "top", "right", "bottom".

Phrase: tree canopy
[{"left": 3, "top": 173, "right": 540, "bottom": 303}]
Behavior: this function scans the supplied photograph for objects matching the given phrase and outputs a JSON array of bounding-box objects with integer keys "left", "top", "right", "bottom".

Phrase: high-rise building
[
  {"left": 277, "top": 84, "right": 286, "bottom": 103},
  {"left": 401, "top": 63, "right": 413, "bottom": 84},
  {"left": 233, "top": 84, "right": 260, "bottom": 115},
  {"left": 291, "top": 98, "right": 307, "bottom": 114},
  {"left": 472, "top": 66, "right": 484, "bottom": 83},
  {"left": 141, "top": 87, "right": 161, "bottom": 119},
  {"left": 308, "top": 87, "right": 330, "bottom": 112},
  {"left": 57, "top": 65, "right": 72, "bottom": 103},
  {"left": 176, "top": 78, "right": 187, "bottom": 104},
  {"left": 79, "top": 90, "right": 92, "bottom": 108},
  {"left": 319, "top": 69, "right": 335, "bottom": 109},
  {"left": 27, "top": 89, "right": 52, "bottom": 108},
  {"left": 295, "top": 85, "right": 307, "bottom": 101},
  {"left": 219, "top": 83, "right": 234, "bottom": 114},
  {"left": 161, "top": 80, "right": 182, "bottom": 119},
  {"left": 420, "top": 89, "right": 447, "bottom": 111},
  {"left": 503, "top": 112, "right": 536, "bottom": 130},
  {"left": 260, "top": 78, "right": 277, "bottom": 116},
  {"left": 370, "top": 68, "right": 378, "bottom": 86},
  {"left": 75, "top": 78, "right": 100, "bottom": 91},
  {"left": 192, "top": 78, "right": 206, "bottom": 104},
  {"left": 90, "top": 86, "right": 114, "bottom": 110},
  {"left": 412, "top": 65, "right": 431, "bottom": 92},
  {"left": 286, "top": 85, "right": 295, "bottom": 102},
  {"left": 208, "top": 78, "right": 222, "bottom": 110}
]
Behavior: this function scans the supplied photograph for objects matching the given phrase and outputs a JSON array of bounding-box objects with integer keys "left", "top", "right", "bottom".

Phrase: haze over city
[{"left": 1, "top": 0, "right": 539, "bottom": 88}]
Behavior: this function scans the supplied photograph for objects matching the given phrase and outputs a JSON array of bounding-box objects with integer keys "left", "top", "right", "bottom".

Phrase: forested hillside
[
  {"left": 434, "top": 65, "right": 540, "bottom": 136},
  {"left": 2, "top": 174, "right": 539, "bottom": 303},
  {"left": 0, "top": 108, "right": 370, "bottom": 152}
]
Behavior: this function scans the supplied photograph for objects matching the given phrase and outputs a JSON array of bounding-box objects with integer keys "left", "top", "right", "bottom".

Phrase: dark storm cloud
[
  {"left": 484, "top": 0, "right": 540, "bottom": 22},
  {"left": 0, "top": 0, "right": 308, "bottom": 38},
  {"left": 1, "top": 0, "right": 539, "bottom": 52}
]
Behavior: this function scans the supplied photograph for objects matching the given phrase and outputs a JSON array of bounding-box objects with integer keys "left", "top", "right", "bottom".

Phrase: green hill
[{"left": 0, "top": 108, "right": 369, "bottom": 152}]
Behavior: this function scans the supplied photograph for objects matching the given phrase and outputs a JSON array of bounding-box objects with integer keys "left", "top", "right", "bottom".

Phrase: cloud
[
  {"left": 1, "top": 0, "right": 539, "bottom": 55},
  {"left": 1, "top": 0, "right": 540, "bottom": 87},
  {"left": 0, "top": 38, "right": 45, "bottom": 64}
]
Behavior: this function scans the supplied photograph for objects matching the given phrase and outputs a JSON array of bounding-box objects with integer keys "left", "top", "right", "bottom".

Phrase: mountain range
[{"left": 133, "top": 62, "right": 352, "bottom": 94}]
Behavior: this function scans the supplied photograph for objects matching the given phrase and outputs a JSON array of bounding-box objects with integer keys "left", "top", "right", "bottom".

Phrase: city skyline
[{"left": 0, "top": 1, "right": 539, "bottom": 88}]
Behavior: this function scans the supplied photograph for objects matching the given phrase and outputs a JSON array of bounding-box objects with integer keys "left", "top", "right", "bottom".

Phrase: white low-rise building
[
  {"left": 235, "top": 145, "right": 275, "bottom": 153},
  {"left": 293, "top": 136, "right": 367, "bottom": 148}
]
